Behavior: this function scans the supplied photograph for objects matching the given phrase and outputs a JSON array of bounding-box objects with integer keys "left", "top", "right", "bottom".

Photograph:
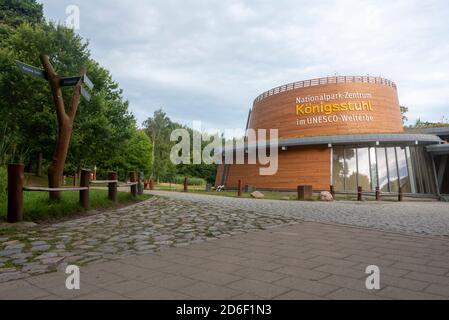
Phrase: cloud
[{"left": 40, "top": 0, "right": 449, "bottom": 129}]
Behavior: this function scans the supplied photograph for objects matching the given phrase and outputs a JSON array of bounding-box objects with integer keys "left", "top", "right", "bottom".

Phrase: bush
[
  {"left": 0, "top": 165, "right": 6, "bottom": 203},
  {"left": 170, "top": 175, "right": 206, "bottom": 186}
]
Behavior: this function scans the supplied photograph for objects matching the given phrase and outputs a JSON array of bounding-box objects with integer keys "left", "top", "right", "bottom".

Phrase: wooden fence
[{"left": 6, "top": 164, "right": 142, "bottom": 223}]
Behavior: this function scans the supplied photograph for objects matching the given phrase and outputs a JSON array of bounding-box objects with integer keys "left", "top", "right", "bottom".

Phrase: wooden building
[{"left": 215, "top": 76, "right": 449, "bottom": 196}]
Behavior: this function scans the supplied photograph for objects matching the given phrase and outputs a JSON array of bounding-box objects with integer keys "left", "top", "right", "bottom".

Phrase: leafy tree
[
  {"left": 143, "top": 109, "right": 178, "bottom": 180},
  {"left": 412, "top": 118, "right": 449, "bottom": 128},
  {"left": 0, "top": 0, "right": 140, "bottom": 187},
  {"left": 108, "top": 129, "right": 153, "bottom": 179},
  {"left": 400, "top": 105, "right": 408, "bottom": 125}
]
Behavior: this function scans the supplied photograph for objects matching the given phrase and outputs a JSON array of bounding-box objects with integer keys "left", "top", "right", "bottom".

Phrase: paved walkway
[
  {"left": 1, "top": 191, "right": 448, "bottom": 299},
  {"left": 1, "top": 221, "right": 449, "bottom": 300},
  {"left": 0, "top": 196, "right": 296, "bottom": 282},
  {"left": 149, "top": 191, "right": 449, "bottom": 237}
]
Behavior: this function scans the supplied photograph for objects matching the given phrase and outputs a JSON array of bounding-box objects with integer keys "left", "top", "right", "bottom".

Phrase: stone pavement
[
  {"left": 0, "top": 196, "right": 297, "bottom": 282},
  {"left": 1, "top": 221, "right": 449, "bottom": 300},
  {"left": 150, "top": 191, "right": 449, "bottom": 237}
]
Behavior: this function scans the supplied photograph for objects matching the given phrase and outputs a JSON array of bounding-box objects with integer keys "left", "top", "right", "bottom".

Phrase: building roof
[
  {"left": 226, "top": 133, "right": 443, "bottom": 153},
  {"left": 405, "top": 127, "right": 449, "bottom": 140}
]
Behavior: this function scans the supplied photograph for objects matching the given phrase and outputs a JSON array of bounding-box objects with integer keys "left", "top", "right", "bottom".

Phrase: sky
[{"left": 40, "top": 0, "right": 449, "bottom": 131}]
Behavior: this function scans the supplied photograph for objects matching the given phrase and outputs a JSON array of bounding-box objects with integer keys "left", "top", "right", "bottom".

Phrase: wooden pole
[
  {"left": 7, "top": 164, "right": 24, "bottom": 223},
  {"left": 330, "top": 185, "right": 335, "bottom": 199},
  {"left": 129, "top": 171, "right": 137, "bottom": 197},
  {"left": 375, "top": 186, "right": 380, "bottom": 201},
  {"left": 108, "top": 171, "right": 117, "bottom": 202},
  {"left": 79, "top": 169, "right": 90, "bottom": 209},
  {"left": 184, "top": 177, "right": 188, "bottom": 192},
  {"left": 149, "top": 178, "right": 154, "bottom": 191},
  {"left": 40, "top": 54, "right": 86, "bottom": 201},
  {"left": 238, "top": 179, "right": 242, "bottom": 197},
  {"left": 398, "top": 187, "right": 403, "bottom": 202},
  {"left": 357, "top": 186, "right": 362, "bottom": 201}
]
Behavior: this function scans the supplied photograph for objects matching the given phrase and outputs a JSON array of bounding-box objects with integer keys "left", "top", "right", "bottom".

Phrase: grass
[
  {"left": 166, "top": 188, "right": 408, "bottom": 202},
  {"left": 0, "top": 189, "right": 151, "bottom": 222}
]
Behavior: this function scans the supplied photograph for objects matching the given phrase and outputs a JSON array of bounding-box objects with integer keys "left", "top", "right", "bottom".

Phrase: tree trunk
[
  {"left": 36, "top": 152, "right": 43, "bottom": 177},
  {"left": 48, "top": 120, "right": 73, "bottom": 200}
]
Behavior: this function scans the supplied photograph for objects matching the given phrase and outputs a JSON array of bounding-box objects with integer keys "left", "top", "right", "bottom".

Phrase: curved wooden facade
[
  {"left": 216, "top": 76, "right": 407, "bottom": 191},
  {"left": 249, "top": 76, "right": 403, "bottom": 139}
]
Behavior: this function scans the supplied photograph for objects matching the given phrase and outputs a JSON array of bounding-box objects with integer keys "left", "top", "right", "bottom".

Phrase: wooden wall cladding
[
  {"left": 216, "top": 146, "right": 331, "bottom": 190},
  {"left": 249, "top": 82, "right": 404, "bottom": 139}
]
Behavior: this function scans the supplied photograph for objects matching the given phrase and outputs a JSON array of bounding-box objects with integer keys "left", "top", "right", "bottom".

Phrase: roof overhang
[
  {"left": 225, "top": 133, "right": 443, "bottom": 154},
  {"left": 426, "top": 144, "right": 449, "bottom": 155}
]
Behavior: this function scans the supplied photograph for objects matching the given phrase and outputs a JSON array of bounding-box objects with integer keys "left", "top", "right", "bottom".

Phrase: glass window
[
  {"left": 357, "top": 148, "right": 371, "bottom": 191},
  {"left": 332, "top": 147, "right": 345, "bottom": 191},
  {"left": 344, "top": 148, "right": 357, "bottom": 191},
  {"left": 377, "top": 148, "right": 389, "bottom": 192},
  {"left": 396, "top": 146, "right": 411, "bottom": 193},
  {"left": 370, "top": 148, "right": 378, "bottom": 190},
  {"left": 405, "top": 147, "right": 417, "bottom": 193},
  {"left": 387, "top": 147, "right": 399, "bottom": 192}
]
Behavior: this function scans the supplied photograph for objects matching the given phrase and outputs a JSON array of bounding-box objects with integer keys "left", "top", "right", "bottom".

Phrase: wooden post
[
  {"left": 398, "top": 187, "right": 403, "bottom": 202},
  {"left": 7, "top": 164, "right": 25, "bottom": 223},
  {"left": 149, "top": 178, "right": 154, "bottom": 191},
  {"left": 144, "top": 179, "right": 148, "bottom": 190},
  {"left": 330, "top": 185, "right": 335, "bottom": 199},
  {"left": 79, "top": 169, "right": 90, "bottom": 210},
  {"left": 108, "top": 171, "right": 117, "bottom": 202},
  {"left": 238, "top": 179, "right": 242, "bottom": 197},
  {"left": 137, "top": 172, "right": 144, "bottom": 195},
  {"left": 357, "top": 186, "right": 362, "bottom": 201},
  {"left": 129, "top": 171, "right": 137, "bottom": 197},
  {"left": 375, "top": 186, "right": 380, "bottom": 201},
  {"left": 184, "top": 177, "right": 188, "bottom": 192},
  {"left": 297, "top": 185, "right": 313, "bottom": 200}
]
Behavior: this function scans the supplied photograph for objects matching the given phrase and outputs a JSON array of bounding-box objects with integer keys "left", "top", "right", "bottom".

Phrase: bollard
[
  {"left": 80, "top": 169, "right": 91, "bottom": 210},
  {"left": 108, "top": 171, "right": 117, "bottom": 202},
  {"left": 330, "top": 185, "right": 335, "bottom": 199},
  {"left": 129, "top": 171, "right": 137, "bottom": 197},
  {"left": 7, "top": 164, "right": 25, "bottom": 223},
  {"left": 138, "top": 172, "right": 144, "bottom": 195},
  {"left": 184, "top": 177, "right": 188, "bottom": 192},
  {"left": 357, "top": 186, "right": 362, "bottom": 201},
  {"left": 149, "top": 178, "right": 154, "bottom": 191},
  {"left": 297, "top": 185, "right": 313, "bottom": 200},
  {"left": 398, "top": 187, "right": 403, "bottom": 202},
  {"left": 238, "top": 179, "right": 242, "bottom": 197},
  {"left": 375, "top": 186, "right": 380, "bottom": 201}
]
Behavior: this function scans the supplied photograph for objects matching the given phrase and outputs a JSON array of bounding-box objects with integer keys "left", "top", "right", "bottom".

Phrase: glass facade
[{"left": 332, "top": 145, "right": 435, "bottom": 194}]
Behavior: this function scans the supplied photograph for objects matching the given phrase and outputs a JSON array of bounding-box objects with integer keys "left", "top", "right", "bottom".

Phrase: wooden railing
[
  {"left": 253, "top": 76, "right": 397, "bottom": 104},
  {"left": 6, "top": 164, "right": 143, "bottom": 223}
]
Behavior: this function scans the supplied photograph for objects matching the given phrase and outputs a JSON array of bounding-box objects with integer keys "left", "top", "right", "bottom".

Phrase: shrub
[
  {"left": 171, "top": 175, "right": 206, "bottom": 186},
  {"left": 0, "top": 165, "right": 6, "bottom": 203}
]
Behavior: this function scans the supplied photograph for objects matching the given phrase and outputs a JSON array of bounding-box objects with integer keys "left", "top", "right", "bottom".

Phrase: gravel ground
[{"left": 149, "top": 191, "right": 449, "bottom": 238}]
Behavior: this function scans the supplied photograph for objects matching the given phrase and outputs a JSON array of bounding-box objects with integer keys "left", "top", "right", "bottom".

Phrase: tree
[
  {"left": 0, "top": 1, "right": 138, "bottom": 188},
  {"left": 400, "top": 105, "right": 408, "bottom": 125},
  {"left": 39, "top": 54, "right": 86, "bottom": 200},
  {"left": 143, "top": 109, "right": 177, "bottom": 180},
  {"left": 109, "top": 129, "right": 153, "bottom": 178},
  {"left": 412, "top": 118, "right": 449, "bottom": 128}
]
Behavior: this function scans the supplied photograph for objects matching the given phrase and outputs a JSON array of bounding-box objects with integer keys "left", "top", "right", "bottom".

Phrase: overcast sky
[{"left": 40, "top": 0, "right": 449, "bottom": 130}]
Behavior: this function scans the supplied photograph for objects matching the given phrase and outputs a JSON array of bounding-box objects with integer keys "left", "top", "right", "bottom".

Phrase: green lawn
[{"left": 0, "top": 189, "right": 151, "bottom": 222}]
